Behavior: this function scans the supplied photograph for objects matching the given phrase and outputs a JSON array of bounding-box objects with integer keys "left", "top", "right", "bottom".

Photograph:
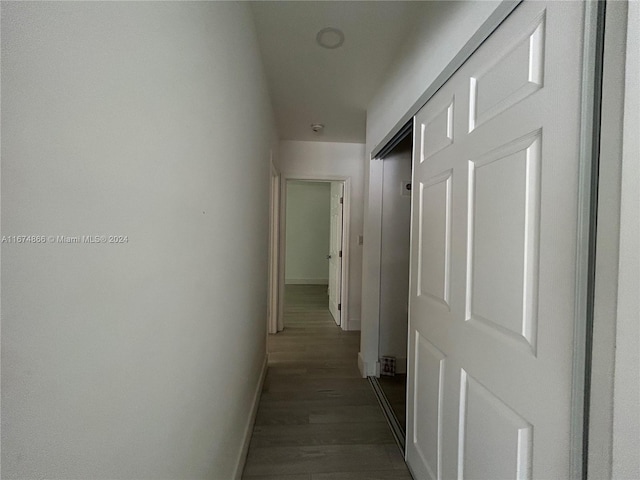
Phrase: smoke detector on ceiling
[
  {"left": 311, "top": 123, "right": 325, "bottom": 133},
  {"left": 316, "top": 27, "right": 345, "bottom": 49}
]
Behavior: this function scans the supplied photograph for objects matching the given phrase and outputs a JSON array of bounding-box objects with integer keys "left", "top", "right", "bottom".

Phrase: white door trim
[
  {"left": 586, "top": 2, "right": 636, "bottom": 479},
  {"left": 267, "top": 159, "right": 281, "bottom": 334},
  {"left": 571, "top": 2, "right": 606, "bottom": 477},
  {"left": 277, "top": 175, "right": 351, "bottom": 331}
]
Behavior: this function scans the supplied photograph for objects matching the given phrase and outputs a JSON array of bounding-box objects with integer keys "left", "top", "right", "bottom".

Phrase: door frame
[
  {"left": 359, "top": 125, "right": 413, "bottom": 379},
  {"left": 276, "top": 175, "right": 351, "bottom": 331},
  {"left": 360, "top": 1, "right": 608, "bottom": 478},
  {"left": 267, "top": 159, "right": 281, "bottom": 334}
]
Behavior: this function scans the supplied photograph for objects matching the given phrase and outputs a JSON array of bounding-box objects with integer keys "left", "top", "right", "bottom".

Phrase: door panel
[
  {"left": 407, "top": 2, "right": 586, "bottom": 479},
  {"left": 422, "top": 97, "right": 455, "bottom": 160},
  {"left": 417, "top": 171, "right": 452, "bottom": 308},
  {"left": 459, "top": 370, "right": 533, "bottom": 480},
  {"left": 328, "top": 182, "right": 343, "bottom": 325},
  {"left": 469, "top": 13, "right": 545, "bottom": 132},
  {"left": 467, "top": 132, "right": 541, "bottom": 351},
  {"left": 413, "top": 332, "right": 446, "bottom": 480}
]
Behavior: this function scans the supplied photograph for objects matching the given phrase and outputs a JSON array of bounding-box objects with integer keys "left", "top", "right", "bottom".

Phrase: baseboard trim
[
  {"left": 285, "top": 278, "right": 329, "bottom": 285},
  {"left": 233, "top": 353, "right": 268, "bottom": 480},
  {"left": 357, "top": 353, "right": 381, "bottom": 377}
]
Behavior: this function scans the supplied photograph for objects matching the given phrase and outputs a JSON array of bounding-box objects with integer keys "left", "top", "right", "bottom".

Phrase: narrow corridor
[{"left": 242, "top": 285, "right": 412, "bottom": 479}]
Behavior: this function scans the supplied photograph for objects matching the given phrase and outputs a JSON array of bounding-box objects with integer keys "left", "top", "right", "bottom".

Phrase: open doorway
[
  {"left": 369, "top": 127, "right": 413, "bottom": 450},
  {"left": 279, "top": 179, "right": 348, "bottom": 330}
]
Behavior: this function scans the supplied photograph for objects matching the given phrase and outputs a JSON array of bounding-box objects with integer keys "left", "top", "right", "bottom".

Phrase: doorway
[
  {"left": 276, "top": 177, "right": 350, "bottom": 332},
  {"left": 368, "top": 130, "right": 413, "bottom": 450}
]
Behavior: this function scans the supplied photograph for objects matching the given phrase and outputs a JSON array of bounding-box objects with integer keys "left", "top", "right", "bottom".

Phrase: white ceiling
[{"left": 250, "top": 1, "right": 424, "bottom": 144}]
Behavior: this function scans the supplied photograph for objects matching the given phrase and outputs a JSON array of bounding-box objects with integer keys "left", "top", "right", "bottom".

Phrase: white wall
[
  {"left": 277, "top": 140, "right": 365, "bottom": 330},
  {"left": 285, "top": 181, "right": 331, "bottom": 284},
  {"left": 612, "top": 1, "right": 639, "bottom": 478},
  {"left": 1, "top": 3, "right": 276, "bottom": 479},
  {"left": 378, "top": 137, "right": 412, "bottom": 369},
  {"left": 360, "top": 1, "right": 500, "bottom": 376}
]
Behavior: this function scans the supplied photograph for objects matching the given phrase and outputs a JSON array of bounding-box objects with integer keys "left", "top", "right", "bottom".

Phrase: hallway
[{"left": 242, "top": 285, "right": 412, "bottom": 479}]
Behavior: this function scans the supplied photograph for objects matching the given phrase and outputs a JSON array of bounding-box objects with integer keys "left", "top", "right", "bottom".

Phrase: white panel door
[
  {"left": 328, "top": 182, "right": 343, "bottom": 326},
  {"left": 407, "top": 2, "right": 588, "bottom": 479}
]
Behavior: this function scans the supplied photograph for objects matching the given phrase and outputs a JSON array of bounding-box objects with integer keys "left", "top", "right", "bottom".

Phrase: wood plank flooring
[{"left": 242, "top": 285, "right": 412, "bottom": 480}]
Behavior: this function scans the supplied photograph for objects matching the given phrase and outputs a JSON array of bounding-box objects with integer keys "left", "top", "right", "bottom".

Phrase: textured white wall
[
  {"left": 285, "top": 182, "right": 331, "bottom": 284},
  {"left": 1, "top": 3, "right": 276, "bottom": 479},
  {"left": 277, "top": 140, "right": 365, "bottom": 330},
  {"left": 360, "top": 1, "right": 500, "bottom": 375}
]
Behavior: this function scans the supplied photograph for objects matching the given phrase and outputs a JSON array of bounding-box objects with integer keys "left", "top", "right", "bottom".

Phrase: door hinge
[
  {"left": 340, "top": 197, "right": 343, "bottom": 204},
  {"left": 338, "top": 303, "right": 341, "bottom": 311},
  {"left": 339, "top": 250, "right": 342, "bottom": 258}
]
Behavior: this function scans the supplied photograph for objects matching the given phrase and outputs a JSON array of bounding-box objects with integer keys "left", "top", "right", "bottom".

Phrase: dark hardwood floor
[{"left": 242, "top": 285, "right": 412, "bottom": 480}]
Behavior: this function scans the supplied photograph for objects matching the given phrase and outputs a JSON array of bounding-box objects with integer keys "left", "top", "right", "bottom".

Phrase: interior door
[
  {"left": 328, "top": 181, "right": 343, "bottom": 326},
  {"left": 407, "top": 2, "right": 589, "bottom": 479}
]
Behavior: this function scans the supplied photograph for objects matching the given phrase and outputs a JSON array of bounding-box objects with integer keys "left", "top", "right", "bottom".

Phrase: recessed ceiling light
[
  {"left": 311, "top": 123, "right": 324, "bottom": 133},
  {"left": 316, "top": 27, "right": 345, "bottom": 49}
]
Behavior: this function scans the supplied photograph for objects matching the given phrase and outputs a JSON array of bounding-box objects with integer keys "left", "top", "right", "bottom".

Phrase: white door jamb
[{"left": 268, "top": 159, "right": 281, "bottom": 334}]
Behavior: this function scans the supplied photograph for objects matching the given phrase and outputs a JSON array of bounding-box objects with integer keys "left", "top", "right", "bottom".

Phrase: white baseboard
[
  {"left": 347, "top": 317, "right": 361, "bottom": 331},
  {"left": 357, "top": 352, "right": 381, "bottom": 378},
  {"left": 285, "top": 278, "right": 329, "bottom": 285},
  {"left": 233, "top": 353, "right": 268, "bottom": 480}
]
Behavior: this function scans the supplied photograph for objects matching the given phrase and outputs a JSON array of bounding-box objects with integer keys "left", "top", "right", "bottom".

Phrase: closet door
[{"left": 407, "top": 2, "right": 589, "bottom": 478}]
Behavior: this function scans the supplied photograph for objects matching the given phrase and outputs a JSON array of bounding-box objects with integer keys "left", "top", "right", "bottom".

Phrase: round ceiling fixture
[
  {"left": 316, "top": 27, "right": 345, "bottom": 49},
  {"left": 311, "top": 123, "right": 324, "bottom": 133}
]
